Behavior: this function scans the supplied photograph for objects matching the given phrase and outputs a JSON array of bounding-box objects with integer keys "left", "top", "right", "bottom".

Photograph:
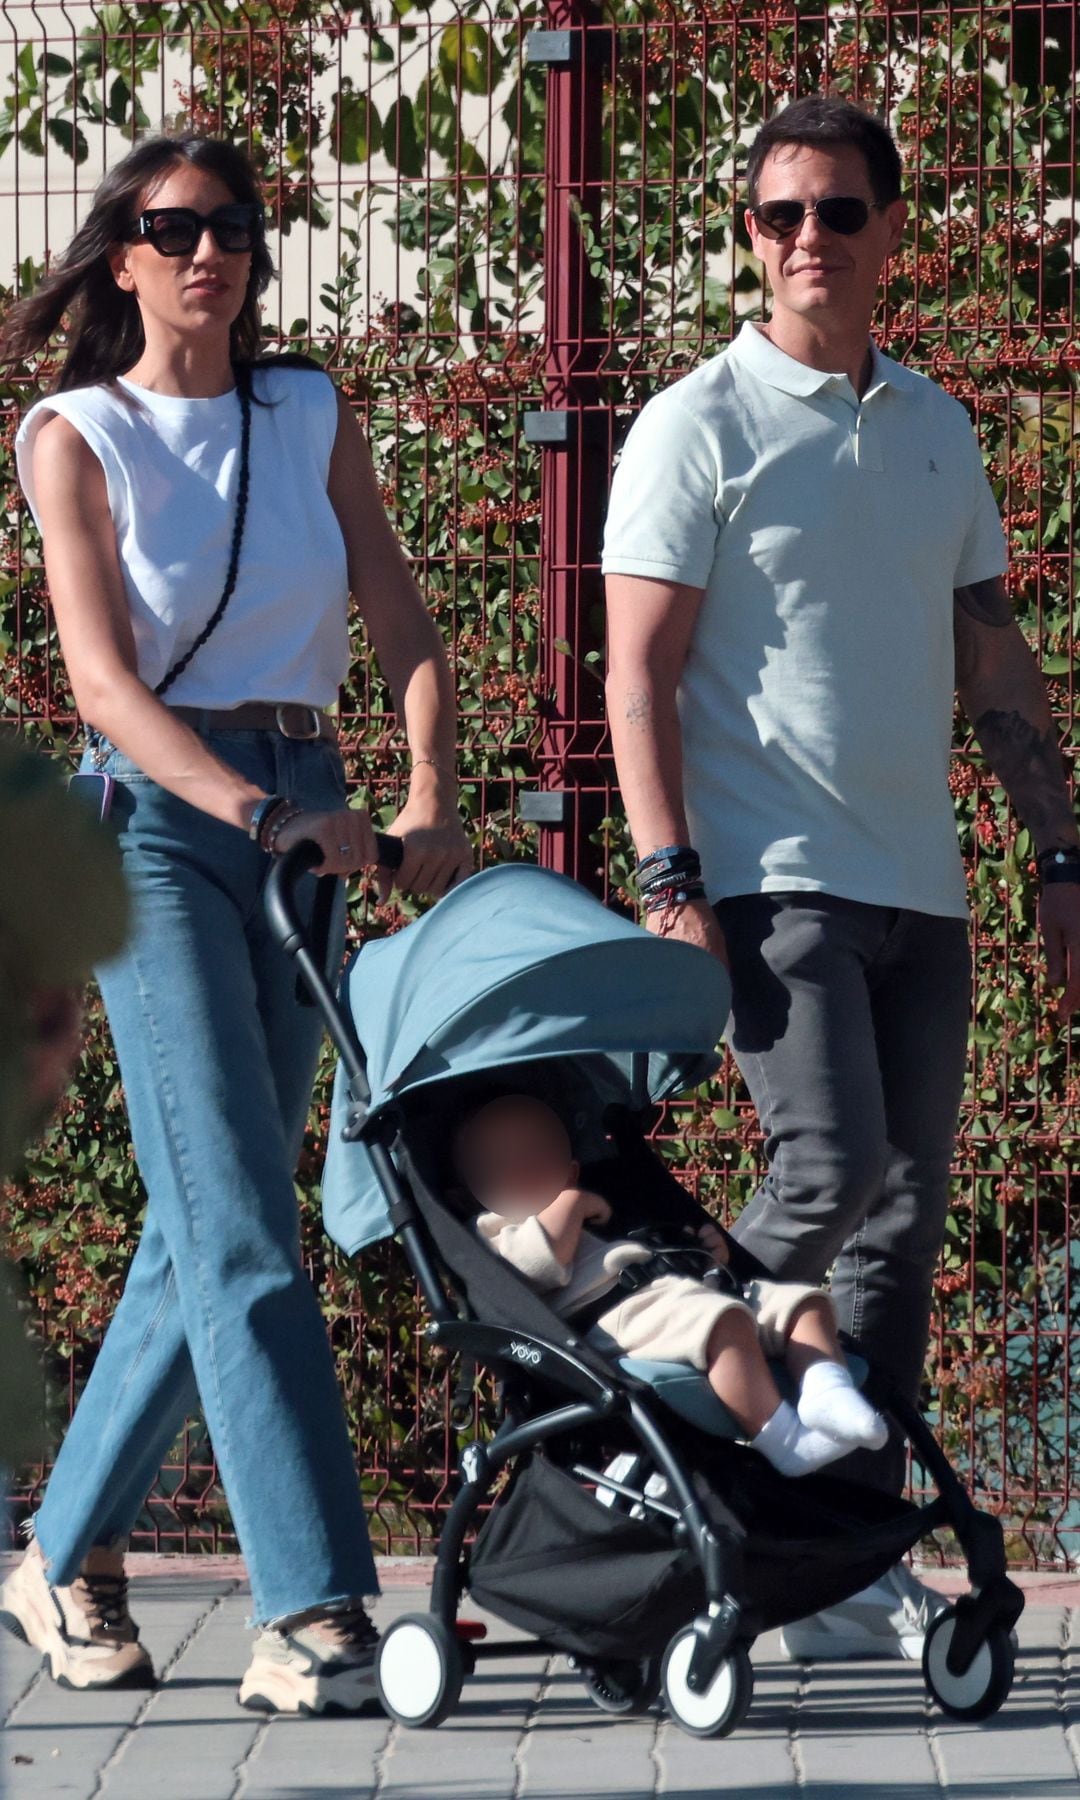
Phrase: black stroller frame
[{"left": 269, "top": 846, "right": 1025, "bottom": 1739}]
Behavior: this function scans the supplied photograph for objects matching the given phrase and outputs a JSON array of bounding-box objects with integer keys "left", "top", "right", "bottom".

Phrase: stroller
[{"left": 268, "top": 850, "right": 1024, "bottom": 1740}]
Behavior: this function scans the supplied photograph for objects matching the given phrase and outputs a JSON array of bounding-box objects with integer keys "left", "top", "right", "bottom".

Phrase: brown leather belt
[{"left": 169, "top": 703, "right": 337, "bottom": 743}]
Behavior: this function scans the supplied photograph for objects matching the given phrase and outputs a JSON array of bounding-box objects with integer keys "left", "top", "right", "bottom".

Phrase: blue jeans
[
  {"left": 716, "top": 893, "right": 971, "bottom": 1492},
  {"left": 35, "top": 728, "right": 378, "bottom": 1623}
]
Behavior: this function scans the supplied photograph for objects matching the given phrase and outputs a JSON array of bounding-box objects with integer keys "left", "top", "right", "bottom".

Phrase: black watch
[{"left": 1038, "top": 847, "right": 1080, "bottom": 886}]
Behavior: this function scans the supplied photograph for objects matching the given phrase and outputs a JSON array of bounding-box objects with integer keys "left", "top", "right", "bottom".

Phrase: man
[{"left": 602, "top": 95, "right": 1080, "bottom": 1658}]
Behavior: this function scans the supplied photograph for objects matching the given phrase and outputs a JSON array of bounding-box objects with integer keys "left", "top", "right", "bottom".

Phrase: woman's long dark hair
[{"left": 0, "top": 133, "right": 278, "bottom": 392}]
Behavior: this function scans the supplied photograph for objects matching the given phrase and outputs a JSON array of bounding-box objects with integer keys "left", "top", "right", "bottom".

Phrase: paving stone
[
  {"left": 1062, "top": 1607, "right": 1080, "bottom": 1779},
  {"left": 794, "top": 1654, "right": 941, "bottom": 1796},
  {"left": 97, "top": 1590, "right": 262, "bottom": 1800},
  {"left": 516, "top": 1659, "right": 657, "bottom": 1799},
  {"left": 3, "top": 1580, "right": 1080, "bottom": 1798},
  {"left": 930, "top": 1606, "right": 1080, "bottom": 1798},
  {"left": 374, "top": 1595, "right": 539, "bottom": 1800},
  {"left": 653, "top": 1629, "right": 802, "bottom": 1795},
  {"left": 3, "top": 1578, "right": 236, "bottom": 1800},
  {"left": 234, "top": 1716, "right": 389, "bottom": 1800}
]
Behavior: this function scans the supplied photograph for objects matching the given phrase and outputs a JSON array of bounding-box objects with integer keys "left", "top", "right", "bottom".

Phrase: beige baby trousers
[{"left": 588, "top": 1273, "right": 823, "bottom": 1368}]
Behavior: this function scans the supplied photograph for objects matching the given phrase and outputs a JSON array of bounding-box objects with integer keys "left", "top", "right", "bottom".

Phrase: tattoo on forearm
[
  {"left": 973, "top": 707, "right": 1076, "bottom": 846},
  {"left": 625, "top": 688, "right": 652, "bottom": 728}
]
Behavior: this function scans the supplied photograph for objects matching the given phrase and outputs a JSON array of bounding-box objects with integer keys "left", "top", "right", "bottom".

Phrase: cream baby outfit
[{"left": 476, "top": 1212, "right": 819, "bottom": 1367}]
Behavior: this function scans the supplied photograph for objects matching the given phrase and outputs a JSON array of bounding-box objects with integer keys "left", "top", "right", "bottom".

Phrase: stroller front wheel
[
  {"left": 661, "top": 1629, "right": 753, "bottom": 1738},
  {"left": 376, "top": 1613, "right": 464, "bottom": 1729},
  {"left": 922, "top": 1609, "right": 1015, "bottom": 1722}
]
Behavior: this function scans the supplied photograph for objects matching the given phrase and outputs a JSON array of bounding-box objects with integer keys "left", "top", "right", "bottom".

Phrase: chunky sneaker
[
  {"left": 779, "top": 1562, "right": 949, "bottom": 1662},
  {"left": 238, "top": 1603, "right": 381, "bottom": 1716},
  {"left": 0, "top": 1538, "right": 155, "bottom": 1690}
]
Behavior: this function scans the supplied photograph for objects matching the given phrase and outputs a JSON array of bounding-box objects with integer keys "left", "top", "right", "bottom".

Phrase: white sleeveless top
[{"left": 15, "top": 364, "right": 350, "bottom": 709}]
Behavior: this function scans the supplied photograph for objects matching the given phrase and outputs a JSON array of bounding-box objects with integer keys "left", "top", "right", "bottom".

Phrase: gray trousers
[{"left": 715, "top": 893, "right": 971, "bottom": 1493}]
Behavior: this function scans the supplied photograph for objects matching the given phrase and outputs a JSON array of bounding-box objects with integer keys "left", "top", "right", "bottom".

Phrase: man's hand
[
  {"left": 645, "top": 896, "right": 729, "bottom": 965},
  {"left": 1038, "top": 884, "right": 1080, "bottom": 1020}
]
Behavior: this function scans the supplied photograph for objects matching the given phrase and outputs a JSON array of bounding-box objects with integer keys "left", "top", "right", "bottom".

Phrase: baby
[{"left": 453, "top": 1094, "right": 887, "bottom": 1479}]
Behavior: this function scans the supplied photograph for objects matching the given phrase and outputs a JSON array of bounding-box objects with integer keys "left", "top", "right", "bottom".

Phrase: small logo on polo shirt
[{"left": 928, "top": 458, "right": 939, "bottom": 474}]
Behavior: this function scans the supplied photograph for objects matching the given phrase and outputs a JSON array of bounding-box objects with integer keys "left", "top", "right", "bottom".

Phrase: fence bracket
[
  {"left": 526, "top": 29, "right": 575, "bottom": 67},
  {"left": 524, "top": 409, "right": 576, "bottom": 447},
  {"left": 519, "top": 790, "right": 569, "bottom": 825}
]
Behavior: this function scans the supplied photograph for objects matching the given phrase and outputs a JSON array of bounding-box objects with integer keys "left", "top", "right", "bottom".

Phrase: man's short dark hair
[{"left": 745, "top": 96, "right": 903, "bottom": 208}]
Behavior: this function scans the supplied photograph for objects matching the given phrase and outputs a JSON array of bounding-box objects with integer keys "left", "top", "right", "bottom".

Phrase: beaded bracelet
[
  {"left": 642, "top": 880, "right": 707, "bottom": 914},
  {"left": 262, "top": 804, "right": 303, "bottom": 855}
]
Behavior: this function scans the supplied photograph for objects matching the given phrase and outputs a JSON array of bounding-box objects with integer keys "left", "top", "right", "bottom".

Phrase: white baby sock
[
  {"left": 797, "top": 1359, "right": 889, "bottom": 1450},
  {"left": 750, "top": 1399, "right": 851, "bottom": 1477}
]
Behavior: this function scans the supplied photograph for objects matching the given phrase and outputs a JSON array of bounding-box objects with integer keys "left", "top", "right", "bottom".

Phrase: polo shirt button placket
[{"left": 853, "top": 407, "right": 884, "bottom": 474}]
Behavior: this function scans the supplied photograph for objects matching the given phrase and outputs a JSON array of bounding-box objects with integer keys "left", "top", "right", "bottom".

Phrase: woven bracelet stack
[{"left": 636, "top": 844, "right": 706, "bottom": 914}]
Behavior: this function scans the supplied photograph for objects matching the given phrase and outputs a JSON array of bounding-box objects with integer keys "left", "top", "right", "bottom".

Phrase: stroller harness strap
[{"left": 566, "top": 1238, "right": 742, "bottom": 1338}]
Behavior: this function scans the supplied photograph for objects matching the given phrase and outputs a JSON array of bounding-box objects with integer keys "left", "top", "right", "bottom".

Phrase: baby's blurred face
[{"left": 455, "top": 1096, "right": 575, "bottom": 1219}]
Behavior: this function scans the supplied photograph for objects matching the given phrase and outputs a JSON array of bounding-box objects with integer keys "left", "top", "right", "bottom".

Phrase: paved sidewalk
[{"left": 2, "top": 1571, "right": 1080, "bottom": 1799}]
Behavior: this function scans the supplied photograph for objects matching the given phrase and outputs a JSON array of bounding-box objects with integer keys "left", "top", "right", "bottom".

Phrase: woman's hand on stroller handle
[
  {"left": 268, "top": 791, "right": 471, "bottom": 897},
  {"left": 377, "top": 788, "right": 473, "bottom": 902},
  {"left": 269, "top": 806, "right": 400, "bottom": 879}
]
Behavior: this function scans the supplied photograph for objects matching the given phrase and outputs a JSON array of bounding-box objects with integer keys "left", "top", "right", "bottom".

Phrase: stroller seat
[{"left": 618, "top": 1350, "right": 870, "bottom": 1438}]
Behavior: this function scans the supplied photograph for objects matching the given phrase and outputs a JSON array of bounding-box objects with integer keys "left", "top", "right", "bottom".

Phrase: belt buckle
[{"left": 275, "top": 704, "right": 321, "bottom": 741}]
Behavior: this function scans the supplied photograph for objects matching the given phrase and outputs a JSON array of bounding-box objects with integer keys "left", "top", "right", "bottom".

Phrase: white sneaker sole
[{"left": 238, "top": 1659, "right": 381, "bottom": 1717}]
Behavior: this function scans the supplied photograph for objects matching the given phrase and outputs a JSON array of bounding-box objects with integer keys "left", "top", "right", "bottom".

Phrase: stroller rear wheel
[
  {"left": 661, "top": 1629, "right": 753, "bottom": 1738},
  {"left": 376, "top": 1614, "right": 464, "bottom": 1729},
  {"left": 579, "top": 1655, "right": 662, "bottom": 1715},
  {"left": 922, "top": 1608, "right": 1015, "bottom": 1722}
]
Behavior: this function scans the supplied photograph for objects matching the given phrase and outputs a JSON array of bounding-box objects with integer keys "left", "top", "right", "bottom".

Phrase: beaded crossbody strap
[{"left": 153, "top": 372, "right": 253, "bottom": 701}]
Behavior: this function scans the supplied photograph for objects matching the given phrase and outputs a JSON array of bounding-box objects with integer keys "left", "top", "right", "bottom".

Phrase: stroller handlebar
[{"left": 265, "top": 832, "right": 404, "bottom": 956}]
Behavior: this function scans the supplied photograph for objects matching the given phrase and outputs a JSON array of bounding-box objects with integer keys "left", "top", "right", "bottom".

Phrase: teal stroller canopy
[{"left": 321, "top": 864, "right": 730, "bottom": 1254}]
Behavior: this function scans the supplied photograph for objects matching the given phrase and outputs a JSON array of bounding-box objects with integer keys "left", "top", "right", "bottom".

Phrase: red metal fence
[{"left": 1, "top": 0, "right": 1077, "bottom": 1567}]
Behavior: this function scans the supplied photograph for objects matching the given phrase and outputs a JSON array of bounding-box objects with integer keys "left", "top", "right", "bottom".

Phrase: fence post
[{"left": 525, "top": 0, "right": 609, "bottom": 886}]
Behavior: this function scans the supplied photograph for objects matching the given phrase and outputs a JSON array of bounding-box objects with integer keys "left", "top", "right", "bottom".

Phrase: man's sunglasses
[
  {"left": 748, "top": 196, "right": 886, "bottom": 240},
  {"left": 126, "top": 204, "right": 262, "bottom": 257}
]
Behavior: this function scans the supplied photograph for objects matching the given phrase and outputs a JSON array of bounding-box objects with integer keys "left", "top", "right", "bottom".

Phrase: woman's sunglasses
[
  {"left": 126, "top": 204, "right": 262, "bottom": 257},
  {"left": 749, "top": 196, "right": 886, "bottom": 240}
]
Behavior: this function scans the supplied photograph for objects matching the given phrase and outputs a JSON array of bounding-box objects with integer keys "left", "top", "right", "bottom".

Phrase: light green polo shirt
[{"left": 601, "top": 321, "right": 1007, "bottom": 917}]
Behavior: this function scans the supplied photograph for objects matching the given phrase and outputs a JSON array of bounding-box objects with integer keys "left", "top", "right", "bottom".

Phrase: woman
[{"left": 0, "top": 132, "right": 471, "bottom": 1714}]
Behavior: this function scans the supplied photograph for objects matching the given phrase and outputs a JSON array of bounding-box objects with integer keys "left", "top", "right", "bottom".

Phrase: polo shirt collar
[{"left": 731, "top": 319, "right": 912, "bottom": 400}]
